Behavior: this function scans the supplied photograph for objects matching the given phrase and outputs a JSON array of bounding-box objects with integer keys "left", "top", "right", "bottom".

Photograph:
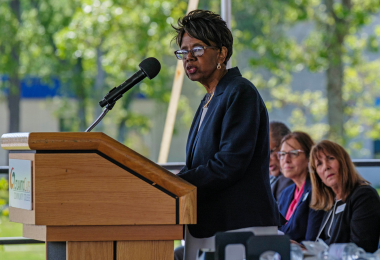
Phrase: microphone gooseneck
[{"left": 85, "top": 57, "right": 161, "bottom": 132}]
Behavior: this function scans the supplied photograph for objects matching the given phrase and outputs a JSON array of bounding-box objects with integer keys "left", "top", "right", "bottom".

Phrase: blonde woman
[{"left": 310, "top": 140, "right": 380, "bottom": 252}]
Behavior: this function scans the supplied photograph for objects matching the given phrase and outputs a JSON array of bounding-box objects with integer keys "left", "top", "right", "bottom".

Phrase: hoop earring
[{"left": 217, "top": 63, "right": 221, "bottom": 70}]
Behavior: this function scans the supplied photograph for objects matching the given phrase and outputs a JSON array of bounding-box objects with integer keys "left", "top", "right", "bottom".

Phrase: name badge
[
  {"left": 335, "top": 203, "right": 346, "bottom": 214},
  {"left": 302, "top": 192, "right": 309, "bottom": 202}
]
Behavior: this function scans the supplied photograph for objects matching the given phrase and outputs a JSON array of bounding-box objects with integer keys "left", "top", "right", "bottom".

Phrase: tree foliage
[
  {"left": 2, "top": 0, "right": 380, "bottom": 158},
  {"left": 0, "top": 0, "right": 193, "bottom": 155},
  {"left": 0, "top": 178, "right": 8, "bottom": 216},
  {"left": 233, "top": 0, "right": 380, "bottom": 156}
]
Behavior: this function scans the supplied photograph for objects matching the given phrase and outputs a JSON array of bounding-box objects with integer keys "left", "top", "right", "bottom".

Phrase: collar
[
  {"left": 303, "top": 177, "right": 312, "bottom": 192},
  {"left": 290, "top": 177, "right": 311, "bottom": 194},
  {"left": 213, "top": 67, "right": 242, "bottom": 97}
]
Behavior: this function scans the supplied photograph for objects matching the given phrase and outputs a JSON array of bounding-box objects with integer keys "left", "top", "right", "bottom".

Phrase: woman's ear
[{"left": 218, "top": 46, "right": 228, "bottom": 64}]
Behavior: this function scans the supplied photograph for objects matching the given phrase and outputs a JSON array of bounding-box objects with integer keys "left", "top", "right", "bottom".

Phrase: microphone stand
[{"left": 85, "top": 102, "right": 115, "bottom": 132}]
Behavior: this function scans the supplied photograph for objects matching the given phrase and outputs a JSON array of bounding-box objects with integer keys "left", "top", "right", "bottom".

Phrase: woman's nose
[
  {"left": 322, "top": 161, "right": 330, "bottom": 171},
  {"left": 284, "top": 153, "right": 291, "bottom": 162},
  {"left": 186, "top": 51, "right": 196, "bottom": 61}
]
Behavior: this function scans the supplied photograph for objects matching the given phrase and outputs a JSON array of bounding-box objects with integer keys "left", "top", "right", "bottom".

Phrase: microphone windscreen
[{"left": 139, "top": 57, "right": 161, "bottom": 79}]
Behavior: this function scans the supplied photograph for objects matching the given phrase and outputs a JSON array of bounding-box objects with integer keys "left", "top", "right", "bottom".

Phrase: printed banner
[{"left": 9, "top": 159, "right": 32, "bottom": 210}]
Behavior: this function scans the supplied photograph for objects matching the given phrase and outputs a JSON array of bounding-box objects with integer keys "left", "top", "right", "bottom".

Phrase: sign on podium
[{"left": 1, "top": 132, "right": 196, "bottom": 260}]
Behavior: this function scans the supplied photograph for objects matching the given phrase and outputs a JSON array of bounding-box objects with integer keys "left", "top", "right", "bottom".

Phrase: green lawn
[
  {"left": 0, "top": 216, "right": 45, "bottom": 260},
  {"left": 0, "top": 245, "right": 45, "bottom": 260},
  {"left": 0, "top": 215, "right": 22, "bottom": 237}
]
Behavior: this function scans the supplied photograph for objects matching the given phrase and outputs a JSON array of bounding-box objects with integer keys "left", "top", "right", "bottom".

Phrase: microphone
[{"left": 99, "top": 57, "right": 161, "bottom": 108}]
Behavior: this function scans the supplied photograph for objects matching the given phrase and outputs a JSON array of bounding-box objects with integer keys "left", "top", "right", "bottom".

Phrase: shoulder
[
  {"left": 218, "top": 68, "right": 265, "bottom": 112},
  {"left": 277, "top": 175, "right": 293, "bottom": 187},
  {"left": 348, "top": 185, "right": 380, "bottom": 206},
  {"left": 221, "top": 68, "right": 259, "bottom": 96},
  {"left": 226, "top": 76, "right": 258, "bottom": 95},
  {"left": 279, "top": 183, "right": 296, "bottom": 201},
  {"left": 351, "top": 185, "right": 379, "bottom": 198},
  {"left": 283, "top": 183, "right": 296, "bottom": 193},
  {"left": 223, "top": 78, "right": 263, "bottom": 112}
]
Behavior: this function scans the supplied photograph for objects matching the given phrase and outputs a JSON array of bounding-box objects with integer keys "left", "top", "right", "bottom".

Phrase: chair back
[
  {"left": 215, "top": 232, "right": 254, "bottom": 260},
  {"left": 246, "top": 235, "right": 290, "bottom": 260}
]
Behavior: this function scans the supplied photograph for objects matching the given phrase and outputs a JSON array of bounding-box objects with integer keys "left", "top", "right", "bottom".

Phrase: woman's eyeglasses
[
  {"left": 174, "top": 46, "right": 219, "bottom": 60},
  {"left": 277, "top": 150, "right": 304, "bottom": 160}
]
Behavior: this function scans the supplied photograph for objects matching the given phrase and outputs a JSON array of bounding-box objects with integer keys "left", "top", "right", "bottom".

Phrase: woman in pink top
[{"left": 277, "top": 132, "right": 324, "bottom": 243}]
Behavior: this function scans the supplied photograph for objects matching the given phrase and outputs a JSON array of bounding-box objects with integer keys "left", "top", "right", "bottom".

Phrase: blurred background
[{"left": 1, "top": 0, "right": 380, "bottom": 258}]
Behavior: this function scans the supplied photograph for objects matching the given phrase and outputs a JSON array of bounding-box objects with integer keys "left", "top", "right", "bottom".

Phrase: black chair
[
  {"left": 197, "top": 249, "right": 216, "bottom": 260},
  {"left": 215, "top": 232, "right": 254, "bottom": 260},
  {"left": 246, "top": 235, "right": 290, "bottom": 260}
]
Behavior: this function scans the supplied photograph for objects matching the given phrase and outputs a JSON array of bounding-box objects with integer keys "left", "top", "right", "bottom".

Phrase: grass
[
  {"left": 0, "top": 215, "right": 22, "bottom": 237},
  {"left": 0, "top": 245, "right": 45, "bottom": 260},
  {"left": 0, "top": 216, "right": 45, "bottom": 260}
]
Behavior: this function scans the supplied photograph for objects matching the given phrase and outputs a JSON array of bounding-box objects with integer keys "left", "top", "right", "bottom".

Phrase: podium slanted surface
[{"left": 2, "top": 132, "right": 196, "bottom": 260}]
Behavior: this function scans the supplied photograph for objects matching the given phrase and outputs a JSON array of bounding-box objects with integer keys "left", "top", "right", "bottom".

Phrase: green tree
[
  {"left": 0, "top": 0, "right": 77, "bottom": 131},
  {"left": 53, "top": 0, "right": 192, "bottom": 142},
  {"left": 0, "top": 0, "right": 194, "bottom": 157},
  {"left": 0, "top": 1, "right": 22, "bottom": 133},
  {"left": 233, "top": 0, "right": 380, "bottom": 153},
  {"left": 0, "top": 178, "right": 8, "bottom": 216}
]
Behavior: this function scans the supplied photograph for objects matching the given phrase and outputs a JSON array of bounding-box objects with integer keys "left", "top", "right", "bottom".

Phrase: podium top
[{"left": 1, "top": 132, "right": 195, "bottom": 198}]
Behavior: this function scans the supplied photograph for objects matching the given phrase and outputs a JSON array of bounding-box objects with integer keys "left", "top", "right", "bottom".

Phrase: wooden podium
[{"left": 1, "top": 132, "right": 196, "bottom": 260}]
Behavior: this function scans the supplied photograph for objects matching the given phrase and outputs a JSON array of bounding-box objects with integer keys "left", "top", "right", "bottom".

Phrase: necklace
[
  {"left": 203, "top": 92, "right": 214, "bottom": 108},
  {"left": 202, "top": 70, "right": 226, "bottom": 109}
]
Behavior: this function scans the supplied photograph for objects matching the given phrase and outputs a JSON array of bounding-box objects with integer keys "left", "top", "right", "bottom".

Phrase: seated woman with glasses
[
  {"left": 309, "top": 140, "right": 380, "bottom": 252},
  {"left": 173, "top": 9, "right": 282, "bottom": 260},
  {"left": 277, "top": 131, "right": 324, "bottom": 243}
]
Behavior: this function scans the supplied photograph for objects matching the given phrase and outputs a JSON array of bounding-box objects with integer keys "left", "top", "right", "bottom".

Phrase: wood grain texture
[
  {"left": 179, "top": 188, "right": 197, "bottom": 224},
  {"left": 34, "top": 153, "right": 175, "bottom": 225},
  {"left": 23, "top": 224, "right": 46, "bottom": 241},
  {"left": 2, "top": 132, "right": 195, "bottom": 196},
  {"left": 23, "top": 224, "right": 183, "bottom": 242},
  {"left": 117, "top": 240, "right": 173, "bottom": 260},
  {"left": 3, "top": 133, "right": 197, "bottom": 225},
  {"left": 67, "top": 241, "right": 113, "bottom": 260},
  {"left": 9, "top": 152, "right": 35, "bottom": 161},
  {"left": 9, "top": 207, "right": 35, "bottom": 224}
]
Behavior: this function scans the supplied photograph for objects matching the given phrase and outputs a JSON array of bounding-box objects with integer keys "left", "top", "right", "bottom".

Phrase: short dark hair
[
  {"left": 269, "top": 121, "right": 291, "bottom": 147},
  {"left": 172, "top": 10, "right": 233, "bottom": 65}
]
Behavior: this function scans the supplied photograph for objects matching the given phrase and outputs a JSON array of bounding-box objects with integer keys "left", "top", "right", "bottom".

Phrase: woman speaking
[{"left": 173, "top": 10, "right": 281, "bottom": 259}]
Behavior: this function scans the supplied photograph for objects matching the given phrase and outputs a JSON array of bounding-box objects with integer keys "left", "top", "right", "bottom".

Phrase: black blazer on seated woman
[
  {"left": 278, "top": 178, "right": 324, "bottom": 243},
  {"left": 316, "top": 185, "right": 380, "bottom": 253},
  {"left": 177, "top": 67, "right": 282, "bottom": 238}
]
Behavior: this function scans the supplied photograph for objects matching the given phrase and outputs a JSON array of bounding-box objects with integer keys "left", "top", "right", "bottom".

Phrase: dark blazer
[
  {"left": 177, "top": 67, "right": 281, "bottom": 238},
  {"left": 278, "top": 178, "right": 324, "bottom": 242},
  {"left": 271, "top": 173, "right": 293, "bottom": 202},
  {"left": 317, "top": 185, "right": 380, "bottom": 253}
]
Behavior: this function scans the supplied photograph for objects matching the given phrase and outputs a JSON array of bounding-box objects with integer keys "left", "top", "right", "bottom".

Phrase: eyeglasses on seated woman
[
  {"left": 277, "top": 131, "right": 324, "bottom": 243},
  {"left": 309, "top": 140, "right": 380, "bottom": 253}
]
